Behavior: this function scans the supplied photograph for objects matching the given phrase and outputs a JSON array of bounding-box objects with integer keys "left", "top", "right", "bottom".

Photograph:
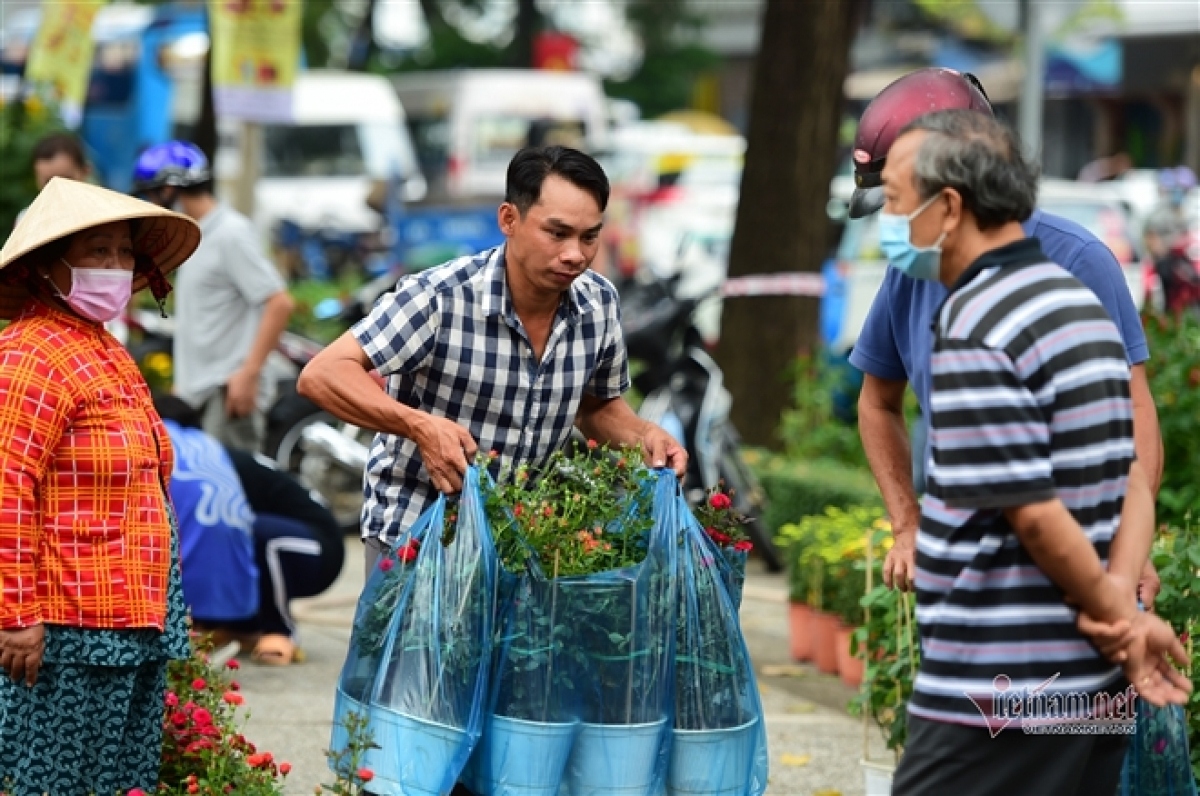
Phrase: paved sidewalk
[{"left": 232, "top": 540, "right": 888, "bottom": 795}]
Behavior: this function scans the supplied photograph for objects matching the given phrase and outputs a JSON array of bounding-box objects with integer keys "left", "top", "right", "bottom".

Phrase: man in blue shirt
[{"left": 846, "top": 68, "right": 1163, "bottom": 600}]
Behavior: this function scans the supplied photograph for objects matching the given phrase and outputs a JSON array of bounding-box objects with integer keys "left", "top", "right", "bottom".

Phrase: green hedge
[{"left": 743, "top": 449, "right": 882, "bottom": 534}]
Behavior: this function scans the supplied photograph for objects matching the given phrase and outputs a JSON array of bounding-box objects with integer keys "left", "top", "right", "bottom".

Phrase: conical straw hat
[{"left": 0, "top": 177, "right": 201, "bottom": 319}]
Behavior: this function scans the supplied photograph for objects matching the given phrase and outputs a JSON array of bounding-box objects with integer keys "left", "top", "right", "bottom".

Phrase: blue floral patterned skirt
[{"left": 0, "top": 529, "right": 190, "bottom": 796}]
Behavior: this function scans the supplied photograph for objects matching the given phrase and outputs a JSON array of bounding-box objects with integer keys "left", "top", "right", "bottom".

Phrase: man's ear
[
  {"left": 498, "top": 202, "right": 520, "bottom": 236},
  {"left": 942, "top": 188, "right": 964, "bottom": 234}
]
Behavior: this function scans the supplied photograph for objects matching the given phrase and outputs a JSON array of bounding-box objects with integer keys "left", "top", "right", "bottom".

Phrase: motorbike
[{"left": 619, "top": 266, "right": 783, "bottom": 572}]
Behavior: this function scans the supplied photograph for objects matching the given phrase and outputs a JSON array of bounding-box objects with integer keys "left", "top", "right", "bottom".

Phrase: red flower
[
  {"left": 225, "top": 659, "right": 240, "bottom": 670},
  {"left": 170, "top": 711, "right": 189, "bottom": 727},
  {"left": 398, "top": 539, "right": 420, "bottom": 563},
  {"left": 128, "top": 790, "right": 147, "bottom": 796},
  {"left": 280, "top": 762, "right": 292, "bottom": 775},
  {"left": 164, "top": 691, "right": 179, "bottom": 707},
  {"left": 1181, "top": 631, "right": 1190, "bottom": 645},
  {"left": 706, "top": 528, "right": 732, "bottom": 545},
  {"left": 488, "top": 449, "right": 499, "bottom": 459},
  {"left": 191, "top": 678, "right": 207, "bottom": 691},
  {"left": 247, "top": 752, "right": 265, "bottom": 767},
  {"left": 191, "top": 707, "right": 213, "bottom": 726},
  {"left": 514, "top": 503, "right": 524, "bottom": 517},
  {"left": 230, "top": 680, "right": 241, "bottom": 691},
  {"left": 709, "top": 493, "right": 732, "bottom": 510},
  {"left": 358, "top": 768, "right": 375, "bottom": 782},
  {"left": 734, "top": 540, "right": 753, "bottom": 552},
  {"left": 543, "top": 505, "right": 554, "bottom": 518},
  {"left": 223, "top": 691, "right": 245, "bottom": 706},
  {"left": 378, "top": 557, "right": 395, "bottom": 572},
  {"left": 586, "top": 439, "right": 598, "bottom": 450}
]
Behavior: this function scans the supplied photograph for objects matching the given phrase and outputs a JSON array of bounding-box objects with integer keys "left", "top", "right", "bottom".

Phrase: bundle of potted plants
[
  {"left": 369, "top": 468, "right": 496, "bottom": 796},
  {"left": 476, "top": 444, "right": 677, "bottom": 796},
  {"left": 669, "top": 513, "right": 765, "bottom": 796},
  {"left": 330, "top": 530, "right": 423, "bottom": 776}
]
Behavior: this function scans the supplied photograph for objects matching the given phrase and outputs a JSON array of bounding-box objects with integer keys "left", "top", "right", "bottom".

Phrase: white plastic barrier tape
[{"left": 721, "top": 272, "right": 826, "bottom": 298}]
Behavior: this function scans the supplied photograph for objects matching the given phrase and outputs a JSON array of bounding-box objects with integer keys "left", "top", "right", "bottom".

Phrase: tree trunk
[
  {"left": 510, "top": 0, "right": 540, "bottom": 68},
  {"left": 715, "top": 0, "right": 862, "bottom": 449},
  {"left": 193, "top": 45, "right": 217, "bottom": 164}
]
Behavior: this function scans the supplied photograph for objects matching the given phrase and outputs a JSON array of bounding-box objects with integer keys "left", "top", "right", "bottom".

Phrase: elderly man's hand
[
  {"left": 0, "top": 625, "right": 45, "bottom": 687},
  {"left": 884, "top": 527, "right": 917, "bottom": 591}
]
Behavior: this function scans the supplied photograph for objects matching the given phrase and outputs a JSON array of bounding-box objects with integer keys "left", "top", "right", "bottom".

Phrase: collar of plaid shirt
[{"left": 478, "top": 246, "right": 600, "bottom": 326}]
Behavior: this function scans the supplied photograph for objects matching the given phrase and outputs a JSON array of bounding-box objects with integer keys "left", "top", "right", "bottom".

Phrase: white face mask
[{"left": 49, "top": 258, "right": 134, "bottom": 323}]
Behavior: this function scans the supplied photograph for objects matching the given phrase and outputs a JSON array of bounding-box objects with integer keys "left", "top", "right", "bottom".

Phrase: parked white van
[
  {"left": 391, "top": 69, "right": 610, "bottom": 203},
  {"left": 216, "top": 69, "right": 426, "bottom": 236}
]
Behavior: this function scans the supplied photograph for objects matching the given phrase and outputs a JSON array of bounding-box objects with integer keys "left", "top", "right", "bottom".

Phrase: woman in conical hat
[{"left": 0, "top": 178, "right": 200, "bottom": 793}]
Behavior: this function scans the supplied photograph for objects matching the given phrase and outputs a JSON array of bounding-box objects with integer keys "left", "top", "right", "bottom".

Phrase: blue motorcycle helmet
[{"left": 131, "top": 140, "right": 212, "bottom": 197}]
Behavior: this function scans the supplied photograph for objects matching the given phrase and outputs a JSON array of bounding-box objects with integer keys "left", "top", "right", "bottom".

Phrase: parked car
[
  {"left": 215, "top": 69, "right": 426, "bottom": 243},
  {"left": 824, "top": 178, "right": 1150, "bottom": 354},
  {"left": 391, "top": 69, "right": 610, "bottom": 204}
]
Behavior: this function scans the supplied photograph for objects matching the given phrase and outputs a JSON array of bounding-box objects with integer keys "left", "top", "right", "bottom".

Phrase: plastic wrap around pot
[
  {"left": 670, "top": 502, "right": 769, "bottom": 796},
  {"left": 368, "top": 466, "right": 498, "bottom": 796}
]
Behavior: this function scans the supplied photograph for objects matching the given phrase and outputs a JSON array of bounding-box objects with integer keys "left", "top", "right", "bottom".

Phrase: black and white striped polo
[{"left": 911, "top": 237, "right": 1133, "bottom": 728}]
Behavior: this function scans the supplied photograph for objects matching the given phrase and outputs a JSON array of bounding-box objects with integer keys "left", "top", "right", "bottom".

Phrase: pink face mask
[{"left": 51, "top": 258, "right": 134, "bottom": 323}]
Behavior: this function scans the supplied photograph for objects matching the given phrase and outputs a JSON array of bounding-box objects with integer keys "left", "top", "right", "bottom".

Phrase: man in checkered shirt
[{"left": 298, "top": 146, "right": 687, "bottom": 571}]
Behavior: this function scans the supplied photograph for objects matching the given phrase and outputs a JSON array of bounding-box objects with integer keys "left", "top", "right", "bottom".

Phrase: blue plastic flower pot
[
  {"left": 467, "top": 714, "right": 579, "bottom": 796},
  {"left": 369, "top": 707, "right": 470, "bottom": 796},
  {"left": 565, "top": 718, "right": 669, "bottom": 796},
  {"left": 666, "top": 718, "right": 759, "bottom": 796}
]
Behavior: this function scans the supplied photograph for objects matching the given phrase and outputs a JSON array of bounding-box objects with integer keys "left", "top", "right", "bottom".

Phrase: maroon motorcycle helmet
[{"left": 849, "top": 68, "right": 994, "bottom": 219}]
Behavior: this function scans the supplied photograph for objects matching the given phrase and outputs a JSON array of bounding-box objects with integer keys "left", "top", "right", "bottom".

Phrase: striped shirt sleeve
[{"left": 926, "top": 339, "right": 1057, "bottom": 509}]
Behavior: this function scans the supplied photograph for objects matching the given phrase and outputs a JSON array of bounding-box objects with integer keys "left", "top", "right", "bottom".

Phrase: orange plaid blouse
[{"left": 0, "top": 300, "right": 175, "bottom": 630}]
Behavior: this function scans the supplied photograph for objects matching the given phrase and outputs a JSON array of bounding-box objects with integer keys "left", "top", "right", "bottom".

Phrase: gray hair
[{"left": 899, "top": 110, "right": 1040, "bottom": 230}]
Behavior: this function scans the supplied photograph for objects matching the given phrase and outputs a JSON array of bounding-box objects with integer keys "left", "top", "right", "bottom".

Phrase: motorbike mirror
[
  {"left": 313, "top": 297, "right": 344, "bottom": 320},
  {"left": 826, "top": 197, "right": 850, "bottom": 222}
]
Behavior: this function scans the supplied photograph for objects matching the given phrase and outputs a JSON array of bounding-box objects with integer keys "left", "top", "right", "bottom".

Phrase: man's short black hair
[
  {"left": 505, "top": 145, "right": 609, "bottom": 215},
  {"left": 31, "top": 131, "right": 88, "bottom": 169}
]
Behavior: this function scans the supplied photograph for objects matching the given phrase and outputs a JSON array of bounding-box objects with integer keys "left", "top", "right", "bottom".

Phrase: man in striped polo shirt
[{"left": 880, "top": 110, "right": 1191, "bottom": 795}]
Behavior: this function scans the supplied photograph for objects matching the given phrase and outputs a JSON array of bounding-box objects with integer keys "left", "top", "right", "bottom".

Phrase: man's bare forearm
[
  {"left": 1006, "top": 499, "right": 1134, "bottom": 624},
  {"left": 1129, "top": 365, "right": 1163, "bottom": 496},
  {"left": 1108, "top": 461, "right": 1155, "bottom": 588},
  {"left": 858, "top": 376, "right": 921, "bottom": 533},
  {"left": 297, "top": 332, "right": 422, "bottom": 438},
  {"left": 243, "top": 290, "right": 295, "bottom": 376}
]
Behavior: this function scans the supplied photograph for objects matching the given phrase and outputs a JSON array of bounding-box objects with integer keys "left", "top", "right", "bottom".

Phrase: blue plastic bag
[
  {"left": 330, "top": 514, "right": 429, "bottom": 776},
  {"left": 465, "top": 470, "right": 680, "bottom": 796},
  {"left": 1119, "top": 700, "right": 1198, "bottom": 796},
  {"left": 362, "top": 466, "right": 498, "bottom": 796},
  {"left": 671, "top": 501, "right": 769, "bottom": 796}
]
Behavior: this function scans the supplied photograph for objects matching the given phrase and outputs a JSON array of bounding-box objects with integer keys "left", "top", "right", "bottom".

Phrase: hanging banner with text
[
  {"left": 208, "top": 0, "right": 301, "bottom": 123},
  {"left": 24, "top": 1, "right": 108, "bottom": 128}
]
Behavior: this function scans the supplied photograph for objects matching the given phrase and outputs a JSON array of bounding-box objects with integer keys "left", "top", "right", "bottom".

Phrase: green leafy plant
[
  {"left": 851, "top": 560, "right": 920, "bottom": 757},
  {"left": 0, "top": 93, "right": 67, "bottom": 235},
  {"left": 778, "top": 355, "right": 868, "bottom": 470},
  {"left": 1142, "top": 310, "right": 1200, "bottom": 529},
  {"left": 1149, "top": 519, "right": 1200, "bottom": 781},
  {"left": 482, "top": 443, "right": 655, "bottom": 577},
  {"left": 159, "top": 636, "right": 291, "bottom": 794},
  {"left": 745, "top": 450, "right": 882, "bottom": 536},
  {"left": 777, "top": 504, "right": 890, "bottom": 623},
  {"left": 320, "top": 711, "right": 380, "bottom": 795}
]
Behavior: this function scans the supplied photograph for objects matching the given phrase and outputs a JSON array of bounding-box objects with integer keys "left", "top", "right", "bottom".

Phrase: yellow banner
[
  {"left": 209, "top": 0, "right": 302, "bottom": 122},
  {"left": 24, "top": 1, "right": 107, "bottom": 126}
]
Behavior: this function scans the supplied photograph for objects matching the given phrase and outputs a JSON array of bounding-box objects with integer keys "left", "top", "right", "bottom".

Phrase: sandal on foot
[{"left": 251, "top": 634, "right": 298, "bottom": 666}]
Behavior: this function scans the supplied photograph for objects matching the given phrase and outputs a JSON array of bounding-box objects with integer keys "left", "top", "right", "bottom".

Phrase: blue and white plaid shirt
[{"left": 351, "top": 245, "right": 629, "bottom": 543}]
